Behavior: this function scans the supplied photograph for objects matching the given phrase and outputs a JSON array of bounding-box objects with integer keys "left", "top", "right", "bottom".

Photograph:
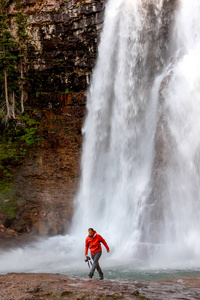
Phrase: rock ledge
[{"left": 0, "top": 273, "right": 200, "bottom": 299}]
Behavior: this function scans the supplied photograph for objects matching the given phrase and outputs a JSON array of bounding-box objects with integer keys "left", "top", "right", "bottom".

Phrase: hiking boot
[
  {"left": 99, "top": 273, "right": 104, "bottom": 280},
  {"left": 88, "top": 272, "right": 93, "bottom": 278}
]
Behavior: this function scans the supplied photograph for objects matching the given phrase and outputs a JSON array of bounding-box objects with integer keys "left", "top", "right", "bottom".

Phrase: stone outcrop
[
  {"left": 1, "top": 0, "right": 106, "bottom": 236},
  {"left": 10, "top": 0, "right": 106, "bottom": 96},
  {"left": 11, "top": 105, "right": 84, "bottom": 235},
  {"left": 0, "top": 222, "right": 18, "bottom": 239}
]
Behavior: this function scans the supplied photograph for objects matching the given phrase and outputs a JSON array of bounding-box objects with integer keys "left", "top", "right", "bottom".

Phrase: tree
[
  {"left": 0, "top": 0, "right": 30, "bottom": 120},
  {"left": 16, "top": 12, "right": 29, "bottom": 114},
  {"left": 0, "top": 9, "right": 18, "bottom": 120}
]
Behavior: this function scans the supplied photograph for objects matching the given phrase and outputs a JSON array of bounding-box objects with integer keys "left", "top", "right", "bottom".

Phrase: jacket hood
[{"left": 89, "top": 230, "right": 96, "bottom": 238}]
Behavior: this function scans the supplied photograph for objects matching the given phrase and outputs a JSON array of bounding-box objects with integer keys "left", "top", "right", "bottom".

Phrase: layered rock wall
[
  {"left": 3, "top": 0, "right": 106, "bottom": 236},
  {"left": 10, "top": 0, "right": 106, "bottom": 98}
]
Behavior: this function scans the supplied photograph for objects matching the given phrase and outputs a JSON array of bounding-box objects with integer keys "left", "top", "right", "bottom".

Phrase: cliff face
[
  {"left": 12, "top": 107, "right": 84, "bottom": 235},
  {"left": 10, "top": 0, "right": 105, "bottom": 98},
  {"left": 1, "top": 0, "right": 106, "bottom": 236}
]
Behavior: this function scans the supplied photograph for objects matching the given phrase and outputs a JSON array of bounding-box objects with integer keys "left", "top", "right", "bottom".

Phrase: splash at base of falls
[
  {"left": 1, "top": 0, "right": 200, "bottom": 274},
  {"left": 71, "top": 0, "right": 200, "bottom": 263},
  {"left": 1, "top": 234, "right": 200, "bottom": 276}
]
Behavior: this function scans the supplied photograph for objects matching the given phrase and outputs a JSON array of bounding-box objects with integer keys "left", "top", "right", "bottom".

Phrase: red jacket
[{"left": 85, "top": 231, "right": 109, "bottom": 255}]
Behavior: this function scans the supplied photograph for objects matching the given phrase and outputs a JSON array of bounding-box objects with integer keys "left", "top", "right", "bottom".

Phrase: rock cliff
[{"left": 1, "top": 0, "right": 106, "bottom": 236}]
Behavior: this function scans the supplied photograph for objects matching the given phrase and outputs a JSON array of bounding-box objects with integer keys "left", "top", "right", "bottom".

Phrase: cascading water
[
  {"left": 72, "top": 0, "right": 200, "bottom": 267},
  {"left": 71, "top": 0, "right": 169, "bottom": 258},
  {"left": 1, "top": 0, "right": 200, "bottom": 275},
  {"left": 71, "top": 0, "right": 200, "bottom": 266},
  {"left": 150, "top": 0, "right": 200, "bottom": 266}
]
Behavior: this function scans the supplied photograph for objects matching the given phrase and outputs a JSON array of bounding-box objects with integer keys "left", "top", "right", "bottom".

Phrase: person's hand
[
  {"left": 107, "top": 249, "right": 110, "bottom": 253},
  {"left": 85, "top": 255, "right": 89, "bottom": 258}
]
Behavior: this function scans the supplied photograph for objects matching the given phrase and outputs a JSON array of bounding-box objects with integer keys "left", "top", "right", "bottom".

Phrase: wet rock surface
[{"left": 0, "top": 273, "right": 199, "bottom": 300}]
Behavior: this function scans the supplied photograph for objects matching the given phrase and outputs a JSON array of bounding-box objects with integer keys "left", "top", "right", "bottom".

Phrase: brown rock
[
  {"left": 0, "top": 273, "right": 200, "bottom": 300},
  {"left": 1, "top": 0, "right": 106, "bottom": 237}
]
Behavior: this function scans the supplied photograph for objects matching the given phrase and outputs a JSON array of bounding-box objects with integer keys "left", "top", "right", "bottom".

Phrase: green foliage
[
  {"left": 0, "top": 1, "right": 40, "bottom": 221},
  {"left": 64, "top": 89, "right": 71, "bottom": 95},
  {"left": 0, "top": 111, "right": 41, "bottom": 219},
  {"left": 0, "top": 0, "right": 10, "bottom": 14},
  {"left": 0, "top": 180, "right": 25, "bottom": 220},
  {"left": 0, "top": 112, "right": 41, "bottom": 189},
  {"left": 0, "top": 3, "right": 17, "bottom": 69},
  {"left": 0, "top": 197, "right": 16, "bottom": 219},
  {"left": 134, "top": 293, "right": 147, "bottom": 299},
  {"left": 18, "top": 114, "right": 41, "bottom": 145},
  {"left": 16, "top": 12, "right": 29, "bottom": 39},
  {"left": 50, "top": 7, "right": 61, "bottom": 14},
  {"left": 0, "top": 28, "right": 18, "bottom": 75},
  {"left": 48, "top": 291, "right": 60, "bottom": 298},
  {"left": 0, "top": 1, "right": 31, "bottom": 119}
]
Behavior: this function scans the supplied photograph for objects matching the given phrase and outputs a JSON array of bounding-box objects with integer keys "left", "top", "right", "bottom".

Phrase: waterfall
[
  {"left": 1, "top": 0, "right": 200, "bottom": 273},
  {"left": 72, "top": 0, "right": 200, "bottom": 265},
  {"left": 150, "top": 0, "right": 200, "bottom": 264}
]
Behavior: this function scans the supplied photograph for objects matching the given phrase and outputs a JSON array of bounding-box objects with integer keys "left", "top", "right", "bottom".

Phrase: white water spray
[
  {"left": 72, "top": 0, "right": 165, "bottom": 257},
  {"left": 73, "top": 0, "right": 200, "bottom": 265},
  {"left": 1, "top": 0, "right": 200, "bottom": 273},
  {"left": 151, "top": 0, "right": 200, "bottom": 266}
]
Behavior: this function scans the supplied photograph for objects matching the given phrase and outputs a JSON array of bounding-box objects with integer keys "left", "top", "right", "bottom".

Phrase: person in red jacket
[{"left": 85, "top": 228, "right": 110, "bottom": 280}]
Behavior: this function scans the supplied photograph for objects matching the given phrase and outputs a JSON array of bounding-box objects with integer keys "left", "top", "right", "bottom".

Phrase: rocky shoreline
[{"left": 0, "top": 273, "right": 199, "bottom": 299}]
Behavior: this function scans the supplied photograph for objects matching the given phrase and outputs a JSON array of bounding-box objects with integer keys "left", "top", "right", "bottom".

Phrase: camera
[{"left": 85, "top": 256, "right": 91, "bottom": 262}]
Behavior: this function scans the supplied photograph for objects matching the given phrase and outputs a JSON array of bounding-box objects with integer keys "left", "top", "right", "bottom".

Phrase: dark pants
[{"left": 90, "top": 251, "right": 103, "bottom": 278}]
